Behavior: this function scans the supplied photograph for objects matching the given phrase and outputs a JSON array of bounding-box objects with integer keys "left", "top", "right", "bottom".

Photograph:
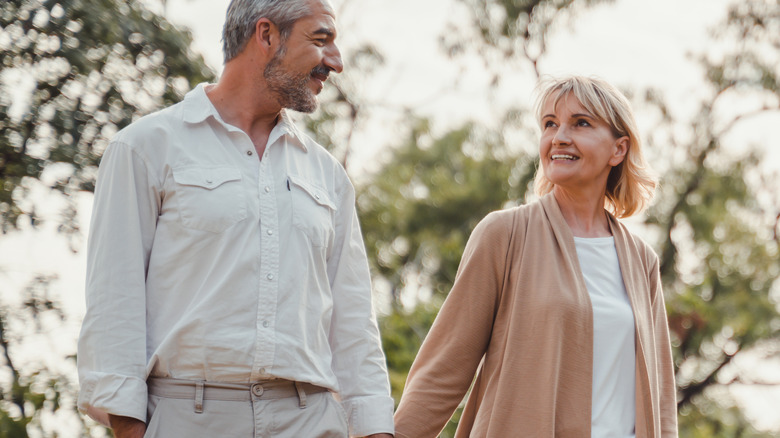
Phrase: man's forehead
[
  {"left": 297, "top": 0, "right": 338, "bottom": 34},
  {"left": 320, "top": 0, "right": 336, "bottom": 16},
  {"left": 305, "top": 0, "right": 337, "bottom": 19}
]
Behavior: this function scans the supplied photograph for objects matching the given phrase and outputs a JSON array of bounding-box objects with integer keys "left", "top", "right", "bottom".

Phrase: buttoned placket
[{"left": 249, "top": 139, "right": 281, "bottom": 381}]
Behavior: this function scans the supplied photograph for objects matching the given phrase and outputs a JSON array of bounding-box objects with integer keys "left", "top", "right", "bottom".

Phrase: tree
[
  {"left": 644, "top": 1, "right": 780, "bottom": 433},
  {"left": 329, "top": 0, "right": 780, "bottom": 435},
  {"left": 336, "top": 2, "right": 614, "bottom": 435},
  {"left": 0, "top": 0, "right": 214, "bottom": 435},
  {"left": 357, "top": 117, "right": 537, "bottom": 435}
]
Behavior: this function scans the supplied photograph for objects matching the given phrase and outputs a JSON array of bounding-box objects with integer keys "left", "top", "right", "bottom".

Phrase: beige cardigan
[{"left": 394, "top": 193, "right": 678, "bottom": 437}]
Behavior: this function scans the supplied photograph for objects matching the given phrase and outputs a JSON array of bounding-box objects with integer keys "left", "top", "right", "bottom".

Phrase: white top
[
  {"left": 77, "top": 84, "right": 394, "bottom": 436},
  {"left": 574, "top": 236, "right": 636, "bottom": 438}
]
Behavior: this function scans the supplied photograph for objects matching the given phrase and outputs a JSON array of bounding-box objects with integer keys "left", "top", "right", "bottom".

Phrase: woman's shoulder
[
  {"left": 477, "top": 201, "right": 540, "bottom": 232},
  {"left": 609, "top": 217, "right": 660, "bottom": 268},
  {"left": 467, "top": 201, "right": 546, "bottom": 252}
]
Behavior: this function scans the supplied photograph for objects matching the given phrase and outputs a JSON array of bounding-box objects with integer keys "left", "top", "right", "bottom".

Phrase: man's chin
[{"left": 287, "top": 100, "right": 319, "bottom": 114}]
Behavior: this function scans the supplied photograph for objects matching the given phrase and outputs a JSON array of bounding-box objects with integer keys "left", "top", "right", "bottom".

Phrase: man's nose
[{"left": 324, "top": 44, "right": 343, "bottom": 74}]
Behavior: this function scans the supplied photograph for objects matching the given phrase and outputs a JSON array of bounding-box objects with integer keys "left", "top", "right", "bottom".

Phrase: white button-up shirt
[{"left": 77, "top": 84, "right": 394, "bottom": 436}]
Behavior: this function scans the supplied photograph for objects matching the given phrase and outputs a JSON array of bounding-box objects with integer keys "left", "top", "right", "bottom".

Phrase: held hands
[{"left": 108, "top": 414, "right": 146, "bottom": 438}]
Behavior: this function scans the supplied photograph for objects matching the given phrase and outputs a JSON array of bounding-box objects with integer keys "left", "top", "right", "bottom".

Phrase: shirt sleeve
[
  {"left": 648, "top": 255, "right": 679, "bottom": 437},
  {"left": 77, "top": 140, "right": 160, "bottom": 425},
  {"left": 393, "top": 211, "right": 511, "bottom": 438},
  {"left": 326, "top": 175, "right": 395, "bottom": 437}
]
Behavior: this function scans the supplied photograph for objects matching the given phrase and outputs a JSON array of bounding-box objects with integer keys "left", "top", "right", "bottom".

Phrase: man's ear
[
  {"left": 609, "top": 136, "right": 629, "bottom": 167},
  {"left": 253, "top": 18, "right": 279, "bottom": 56}
]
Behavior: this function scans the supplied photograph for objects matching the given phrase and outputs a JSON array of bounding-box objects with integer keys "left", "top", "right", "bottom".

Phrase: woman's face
[{"left": 539, "top": 92, "right": 628, "bottom": 193}]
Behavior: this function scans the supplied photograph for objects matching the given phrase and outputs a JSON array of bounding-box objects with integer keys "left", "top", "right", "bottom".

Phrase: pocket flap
[
  {"left": 173, "top": 166, "right": 242, "bottom": 190},
  {"left": 288, "top": 175, "right": 336, "bottom": 210}
]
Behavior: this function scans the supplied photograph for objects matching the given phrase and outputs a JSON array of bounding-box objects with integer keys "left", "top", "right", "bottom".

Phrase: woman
[{"left": 393, "top": 76, "right": 678, "bottom": 437}]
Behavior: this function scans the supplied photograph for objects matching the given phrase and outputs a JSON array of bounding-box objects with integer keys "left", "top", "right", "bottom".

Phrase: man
[{"left": 77, "top": 0, "right": 395, "bottom": 436}]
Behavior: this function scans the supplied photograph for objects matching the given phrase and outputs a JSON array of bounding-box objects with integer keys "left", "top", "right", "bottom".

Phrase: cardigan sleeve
[
  {"left": 648, "top": 254, "right": 679, "bottom": 437},
  {"left": 394, "top": 211, "right": 513, "bottom": 438}
]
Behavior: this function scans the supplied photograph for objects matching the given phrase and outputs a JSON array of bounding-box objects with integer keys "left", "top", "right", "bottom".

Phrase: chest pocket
[
  {"left": 288, "top": 174, "right": 336, "bottom": 247},
  {"left": 172, "top": 166, "right": 247, "bottom": 233}
]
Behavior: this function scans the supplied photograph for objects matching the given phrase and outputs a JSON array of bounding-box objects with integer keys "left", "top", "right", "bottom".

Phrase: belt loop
[
  {"left": 294, "top": 381, "right": 307, "bottom": 409},
  {"left": 194, "top": 381, "right": 205, "bottom": 414}
]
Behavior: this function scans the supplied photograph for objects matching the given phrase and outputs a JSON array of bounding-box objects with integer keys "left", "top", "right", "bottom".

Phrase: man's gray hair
[{"left": 222, "top": 0, "right": 312, "bottom": 63}]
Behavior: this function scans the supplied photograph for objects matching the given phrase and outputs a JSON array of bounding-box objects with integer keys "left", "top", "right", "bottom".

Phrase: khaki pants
[{"left": 143, "top": 378, "right": 349, "bottom": 438}]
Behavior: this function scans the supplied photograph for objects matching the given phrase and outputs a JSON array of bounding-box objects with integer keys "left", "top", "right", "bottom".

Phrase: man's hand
[{"left": 108, "top": 414, "right": 146, "bottom": 438}]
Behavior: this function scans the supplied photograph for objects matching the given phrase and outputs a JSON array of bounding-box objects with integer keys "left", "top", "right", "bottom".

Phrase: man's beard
[{"left": 264, "top": 47, "right": 319, "bottom": 113}]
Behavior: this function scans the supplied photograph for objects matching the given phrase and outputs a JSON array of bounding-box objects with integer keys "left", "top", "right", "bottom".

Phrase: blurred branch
[
  {"left": 678, "top": 351, "right": 737, "bottom": 409},
  {"left": 658, "top": 139, "right": 718, "bottom": 280},
  {"left": 0, "top": 314, "right": 26, "bottom": 418},
  {"left": 715, "top": 106, "right": 780, "bottom": 138},
  {"left": 729, "top": 378, "right": 780, "bottom": 386}
]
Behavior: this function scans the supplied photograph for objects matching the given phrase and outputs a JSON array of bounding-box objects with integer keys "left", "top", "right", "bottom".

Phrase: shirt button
[
  {"left": 314, "top": 194, "right": 320, "bottom": 200},
  {"left": 205, "top": 179, "right": 212, "bottom": 184},
  {"left": 262, "top": 320, "right": 269, "bottom": 328},
  {"left": 259, "top": 368, "right": 266, "bottom": 374},
  {"left": 264, "top": 186, "right": 271, "bottom": 193},
  {"left": 267, "top": 229, "right": 273, "bottom": 235},
  {"left": 247, "top": 150, "right": 253, "bottom": 156},
  {"left": 251, "top": 384, "right": 264, "bottom": 397},
  {"left": 267, "top": 273, "right": 274, "bottom": 280}
]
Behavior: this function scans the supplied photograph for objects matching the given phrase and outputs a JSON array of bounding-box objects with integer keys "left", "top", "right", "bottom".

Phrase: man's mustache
[{"left": 311, "top": 65, "right": 332, "bottom": 79}]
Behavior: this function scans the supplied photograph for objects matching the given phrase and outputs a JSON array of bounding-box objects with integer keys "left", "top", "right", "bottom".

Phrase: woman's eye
[
  {"left": 544, "top": 121, "right": 557, "bottom": 128},
  {"left": 576, "top": 119, "right": 591, "bottom": 127}
]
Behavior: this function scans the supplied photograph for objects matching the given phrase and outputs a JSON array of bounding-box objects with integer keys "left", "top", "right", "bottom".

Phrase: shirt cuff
[
  {"left": 78, "top": 372, "right": 148, "bottom": 426},
  {"left": 342, "top": 395, "right": 395, "bottom": 437}
]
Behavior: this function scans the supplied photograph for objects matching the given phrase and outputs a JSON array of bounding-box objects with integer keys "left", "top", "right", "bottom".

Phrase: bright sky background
[{"left": 1, "top": 0, "right": 778, "bottom": 435}]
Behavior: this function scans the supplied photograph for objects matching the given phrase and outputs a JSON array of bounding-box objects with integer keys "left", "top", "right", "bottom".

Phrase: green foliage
[
  {"left": 380, "top": 304, "right": 465, "bottom": 437},
  {"left": 677, "top": 394, "right": 777, "bottom": 438},
  {"left": 444, "top": 0, "right": 613, "bottom": 76},
  {"left": 636, "top": 4, "right": 780, "bottom": 432},
  {"left": 0, "top": 0, "right": 215, "bottom": 435},
  {"left": 358, "top": 118, "right": 535, "bottom": 303},
  {"left": 0, "top": 0, "right": 214, "bottom": 232},
  {"left": 379, "top": 303, "right": 439, "bottom": 402},
  {"left": 356, "top": 117, "right": 536, "bottom": 437},
  {"left": 355, "top": 0, "right": 780, "bottom": 435},
  {"left": 303, "top": 43, "right": 385, "bottom": 169},
  {"left": 459, "top": 0, "right": 610, "bottom": 48},
  {"left": 0, "top": 276, "right": 95, "bottom": 437}
]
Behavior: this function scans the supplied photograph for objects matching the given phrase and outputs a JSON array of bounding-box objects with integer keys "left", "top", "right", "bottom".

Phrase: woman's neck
[{"left": 552, "top": 188, "right": 612, "bottom": 238}]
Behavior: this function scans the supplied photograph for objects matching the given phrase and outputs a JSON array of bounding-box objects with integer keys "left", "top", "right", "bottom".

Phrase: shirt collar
[
  {"left": 271, "top": 110, "right": 308, "bottom": 152},
  {"left": 181, "top": 83, "right": 216, "bottom": 125},
  {"left": 181, "top": 83, "right": 308, "bottom": 152}
]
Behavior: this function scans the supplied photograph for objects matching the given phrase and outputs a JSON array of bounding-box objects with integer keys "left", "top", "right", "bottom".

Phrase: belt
[{"left": 147, "top": 377, "right": 329, "bottom": 413}]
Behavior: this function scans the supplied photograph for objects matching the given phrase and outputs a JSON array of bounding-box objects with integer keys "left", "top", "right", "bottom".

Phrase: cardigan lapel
[
  {"left": 607, "top": 214, "right": 655, "bottom": 438},
  {"left": 540, "top": 193, "right": 656, "bottom": 437},
  {"left": 606, "top": 215, "right": 649, "bottom": 340},
  {"left": 539, "top": 193, "right": 596, "bottom": 435},
  {"left": 539, "top": 193, "right": 584, "bottom": 279}
]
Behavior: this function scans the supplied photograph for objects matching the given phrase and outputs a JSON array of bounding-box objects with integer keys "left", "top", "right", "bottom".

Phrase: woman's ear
[{"left": 610, "top": 136, "right": 629, "bottom": 167}]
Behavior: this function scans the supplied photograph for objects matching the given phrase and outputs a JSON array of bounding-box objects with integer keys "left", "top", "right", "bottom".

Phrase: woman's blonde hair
[{"left": 533, "top": 76, "right": 657, "bottom": 218}]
